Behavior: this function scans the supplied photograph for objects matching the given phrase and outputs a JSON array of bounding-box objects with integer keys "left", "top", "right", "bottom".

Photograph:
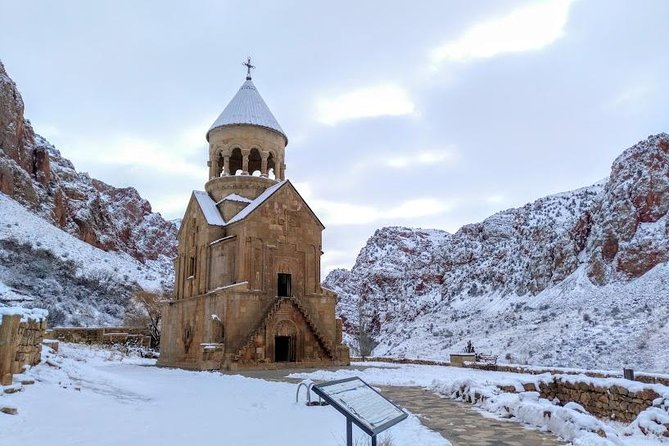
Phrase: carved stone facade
[{"left": 158, "top": 73, "right": 349, "bottom": 370}]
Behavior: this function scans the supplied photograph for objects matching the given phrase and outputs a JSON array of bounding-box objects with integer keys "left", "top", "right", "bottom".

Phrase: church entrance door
[{"left": 275, "top": 336, "right": 294, "bottom": 362}]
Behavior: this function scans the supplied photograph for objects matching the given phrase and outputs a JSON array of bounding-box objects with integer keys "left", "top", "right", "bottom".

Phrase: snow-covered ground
[
  {"left": 291, "top": 362, "right": 669, "bottom": 446},
  {"left": 0, "top": 345, "right": 448, "bottom": 446}
]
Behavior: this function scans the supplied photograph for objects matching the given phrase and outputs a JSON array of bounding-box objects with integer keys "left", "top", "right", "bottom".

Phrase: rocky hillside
[
  {"left": 325, "top": 133, "right": 669, "bottom": 372},
  {"left": 0, "top": 60, "right": 177, "bottom": 325},
  {"left": 0, "top": 61, "right": 176, "bottom": 266}
]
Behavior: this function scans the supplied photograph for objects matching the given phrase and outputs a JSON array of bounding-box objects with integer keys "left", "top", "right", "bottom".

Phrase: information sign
[{"left": 312, "top": 377, "right": 407, "bottom": 445}]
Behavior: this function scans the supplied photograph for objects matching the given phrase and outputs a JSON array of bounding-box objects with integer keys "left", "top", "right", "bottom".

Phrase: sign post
[{"left": 312, "top": 377, "right": 408, "bottom": 446}]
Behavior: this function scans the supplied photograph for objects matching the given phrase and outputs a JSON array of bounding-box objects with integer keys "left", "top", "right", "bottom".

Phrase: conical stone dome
[{"left": 207, "top": 79, "right": 286, "bottom": 143}]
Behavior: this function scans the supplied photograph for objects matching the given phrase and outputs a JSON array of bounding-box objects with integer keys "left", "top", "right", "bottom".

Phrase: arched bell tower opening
[
  {"left": 229, "top": 148, "right": 243, "bottom": 176},
  {"left": 249, "top": 148, "right": 262, "bottom": 176}
]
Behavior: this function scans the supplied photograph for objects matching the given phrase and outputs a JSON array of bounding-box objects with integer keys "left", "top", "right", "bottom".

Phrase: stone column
[
  {"left": 280, "top": 163, "right": 286, "bottom": 180},
  {"left": 223, "top": 156, "right": 230, "bottom": 176},
  {"left": 260, "top": 154, "right": 268, "bottom": 177},
  {"left": 0, "top": 314, "right": 21, "bottom": 386},
  {"left": 207, "top": 160, "right": 214, "bottom": 180},
  {"left": 242, "top": 151, "right": 250, "bottom": 175}
]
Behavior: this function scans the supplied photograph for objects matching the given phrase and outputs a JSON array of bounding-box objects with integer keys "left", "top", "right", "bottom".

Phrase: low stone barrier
[
  {"left": 47, "top": 326, "right": 150, "bottom": 347},
  {"left": 497, "top": 376, "right": 665, "bottom": 423},
  {"left": 357, "top": 356, "right": 669, "bottom": 387},
  {"left": 465, "top": 361, "right": 669, "bottom": 387},
  {"left": 356, "top": 356, "right": 669, "bottom": 423},
  {"left": 353, "top": 356, "right": 449, "bottom": 366},
  {"left": 0, "top": 309, "right": 48, "bottom": 385},
  {"left": 15, "top": 318, "right": 46, "bottom": 370}
]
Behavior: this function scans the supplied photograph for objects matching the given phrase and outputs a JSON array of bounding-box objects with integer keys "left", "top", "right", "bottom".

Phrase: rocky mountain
[
  {"left": 0, "top": 60, "right": 176, "bottom": 266},
  {"left": 0, "top": 60, "right": 177, "bottom": 325},
  {"left": 325, "top": 133, "right": 669, "bottom": 372}
]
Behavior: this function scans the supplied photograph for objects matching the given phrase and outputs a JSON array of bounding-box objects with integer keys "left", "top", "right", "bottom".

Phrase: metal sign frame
[{"left": 312, "top": 377, "right": 408, "bottom": 446}]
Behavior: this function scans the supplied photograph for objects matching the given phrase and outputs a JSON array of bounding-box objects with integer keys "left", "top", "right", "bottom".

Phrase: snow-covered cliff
[
  {"left": 0, "top": 60, "right": 177, "bottom": 326},
  {"left": 326, "top": 133, "right": 669, "bottom": 372}
]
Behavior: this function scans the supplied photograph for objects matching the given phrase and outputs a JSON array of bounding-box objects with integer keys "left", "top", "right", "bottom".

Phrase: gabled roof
[
  {"left": 216, "top": 193, "right": 252, "bottom": 205},
  {"left": 190, "top": 179, "right": 324, "bottom": 230},
  {"left": 207, "top": 79, "right": 287, "bottom": 143},
  {"left": 193, "top": 191, "right": 226, "bottom": 226},
  {"left": 226, "top": 180, "right": 287, "bottom": 225}
]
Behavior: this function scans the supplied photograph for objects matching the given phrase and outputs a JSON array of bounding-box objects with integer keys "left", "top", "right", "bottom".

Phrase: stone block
[{"left": 1, "top": 406, "right": 18, "bottom": 415}]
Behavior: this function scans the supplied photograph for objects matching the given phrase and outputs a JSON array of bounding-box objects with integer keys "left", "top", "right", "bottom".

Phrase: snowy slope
[
  {"left": 0, "top": 192, "right": 170, "bottom": 326},
  {"left": 326, "top": 134, "right": 669, "bottom": 372}
]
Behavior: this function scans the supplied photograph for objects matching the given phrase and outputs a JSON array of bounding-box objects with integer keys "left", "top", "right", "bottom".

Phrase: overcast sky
[{"left": 1, "top": 0, "right": 668, "bottom": 276}]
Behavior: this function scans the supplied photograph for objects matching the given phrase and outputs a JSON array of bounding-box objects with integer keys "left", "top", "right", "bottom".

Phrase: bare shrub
[{"left": 124, "top": 289, "right": 171, "bottom": 348}]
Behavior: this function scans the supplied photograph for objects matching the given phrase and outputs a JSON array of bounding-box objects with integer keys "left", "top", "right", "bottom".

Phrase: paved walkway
[
  {"left": 378, "top": 386, "right": 564, "bottom": 446},
  {"left": 228, "top": 368, "right": 567, "bottom": 446}
]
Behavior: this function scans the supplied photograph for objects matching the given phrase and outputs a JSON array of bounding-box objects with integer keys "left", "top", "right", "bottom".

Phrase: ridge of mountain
[
  {"left": 325, "top": 133, "right": 669, "bottom": 372},
  {"left": 0, "top": 60, "right": 177, "bottom": 325}
]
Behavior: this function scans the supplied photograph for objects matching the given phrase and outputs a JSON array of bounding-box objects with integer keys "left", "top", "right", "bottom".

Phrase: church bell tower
[{"left": 205, "top": 58, "right": 287, "bottom": 203}]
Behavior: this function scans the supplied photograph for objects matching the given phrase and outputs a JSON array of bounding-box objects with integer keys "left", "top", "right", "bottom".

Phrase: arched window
[
  {"left": 267, "top": 153, "right": 276, "bottom": 179},
  {"left": 229, "top": 148, "right": 242, "bottom": 176},
  {"left": 248, "top": 148, "right": 262, "bottom": 176}
]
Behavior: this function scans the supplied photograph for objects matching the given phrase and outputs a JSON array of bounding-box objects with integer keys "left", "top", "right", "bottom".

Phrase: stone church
[{"left": 158, "top": 64, "right": 350, "bottom": 370}]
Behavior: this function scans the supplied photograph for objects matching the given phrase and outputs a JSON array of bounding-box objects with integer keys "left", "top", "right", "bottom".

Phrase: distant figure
[{"left": 465, "top": 340, "right": 475, "bottom": 353}]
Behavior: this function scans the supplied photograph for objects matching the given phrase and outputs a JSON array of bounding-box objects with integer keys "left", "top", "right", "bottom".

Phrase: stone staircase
[{"left": 232, "top": 296, "right": 334, "bottom": 362}]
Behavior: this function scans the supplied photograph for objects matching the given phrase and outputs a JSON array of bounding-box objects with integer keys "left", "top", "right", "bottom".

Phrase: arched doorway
[{"left": 274, "top": 319, "right": 298, "bottom": 362}]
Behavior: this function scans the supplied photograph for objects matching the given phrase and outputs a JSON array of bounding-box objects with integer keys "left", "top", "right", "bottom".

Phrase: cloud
[
  {"left": 148, "top": 192, "right": 192, "bottom": 217},
  {"left": 430, "top": 0, "right": 574, "bottom": 66},
  {"left": 293, "top": 181, "right": 450, "bottom": 225},
  {"left": 315, "top": 83, "right": 415, "bottom": 125},
  {"left": 485, "top": 194, "right": 506, "bottom": 205},
  {"left": 607, "top": 84, "right": 654, "bottom": 114},
  {"left": 313, "top": 197, "right": 451, "bottom": 226},
  {"left": 385, "top": 149, "right": 457, "bottom": 169},
  {"left": 62, "top": 122, "right": 208, "bottom": 178}
]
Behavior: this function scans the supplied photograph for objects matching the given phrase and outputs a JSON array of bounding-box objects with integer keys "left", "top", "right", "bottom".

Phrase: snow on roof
[
  {"left": 193, "top": 181, "right": 287, "bottom": 228},
  {"left": 226, "top": 180, "right": 287, "bottom": 225},
  {"left": 216, "top": 193, "right": 252, "bottom": 205},
  {"left": 208, "top": 79, "right": 287, "bottom": 143},
  {"left": 193, "top": 191, "right": 226, "bottom": 226}
]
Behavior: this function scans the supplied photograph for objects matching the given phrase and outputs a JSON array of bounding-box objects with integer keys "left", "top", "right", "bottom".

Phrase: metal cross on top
[{"left": 243, "top": 57, "right": 255, "bottom": 80}]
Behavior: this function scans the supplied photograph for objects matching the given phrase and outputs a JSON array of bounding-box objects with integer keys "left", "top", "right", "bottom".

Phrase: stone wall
[
  {"left": 15, "top": 318, "right": 46, "bottom": 371},
  {"left": 497, "top": 377, "right": 664, "bottom": 423},
  {"left": 465, "top": 361, "right": 669, "bottom": 386},
  {"left": 358, "top": 356, "right": 668, "bottom": 423},
  {"left": 47, "top": 327, "right": 150, "bottom": 346},
  {"left": 1, "top": 312, "right": 47, "bottom": 385}
]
